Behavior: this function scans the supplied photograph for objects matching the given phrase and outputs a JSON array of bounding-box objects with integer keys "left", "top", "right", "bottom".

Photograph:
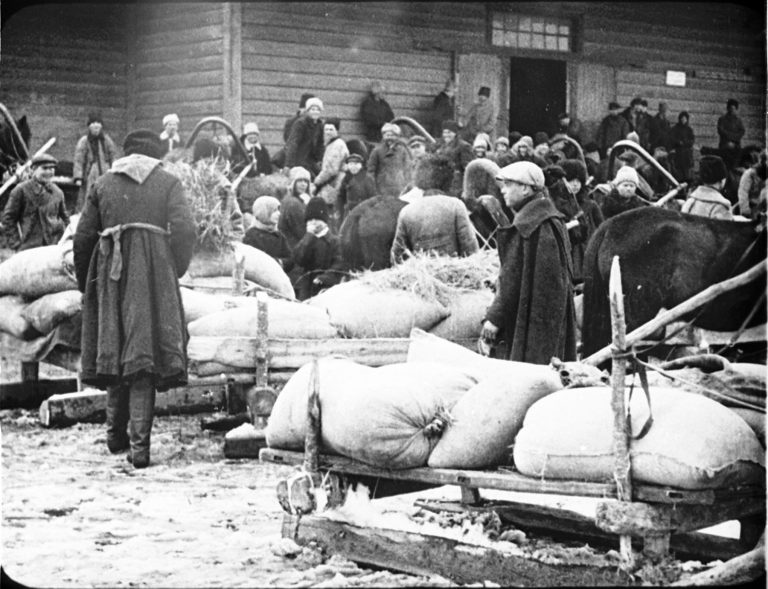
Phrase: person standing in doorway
[{"left": 73, "top": 129, "right": 196, "bottom": 469}]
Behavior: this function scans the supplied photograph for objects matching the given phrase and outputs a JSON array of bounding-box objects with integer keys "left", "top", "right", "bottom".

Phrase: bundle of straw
[
  {"left": 164, "top": 159, "right": 237, "bottom": 253},
  {"left": 352, "top": 250, "right": 499, "bottom": 306}
]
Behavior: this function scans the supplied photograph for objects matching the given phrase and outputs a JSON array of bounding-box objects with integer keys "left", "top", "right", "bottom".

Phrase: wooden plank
[
  {"left": 0, "top": 378, "right": 79, "bottom": 410},
  {"left": 187, "top": 336, "right": 268, "bottom": 369},
  {"left": 415, "top": 498, "right": 753, "bottom": 562},
  {"left": 259, "top": 449, "right": 724, "bottom": 505},
  {"left": 595, "top": 498, "right": 765, "bottom": 536},
  {"left": 38, "top": 385, "right": 228, "bottom": 427},
  {"left": 283, "top": 513, "right": 626, "bottom": 586},
  {"left": 266, "top": 338, "right": 410, "bottom": 369}
]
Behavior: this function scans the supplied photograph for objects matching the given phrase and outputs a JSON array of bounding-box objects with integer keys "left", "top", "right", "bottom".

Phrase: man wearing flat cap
[
  {"left": 479, "top": 161, "right": 576, "bottom": 364},
  {"left": 461, "top": 85, "right": 496, "bottom": 143},
  {"left": 1, "top": 153, "right": 70, "bottom": 251},
  {"left": 74, "top": 129, "right": 196, "bottom": 469}
]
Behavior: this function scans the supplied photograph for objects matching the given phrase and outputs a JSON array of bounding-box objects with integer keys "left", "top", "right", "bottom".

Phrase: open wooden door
[
  {"left": 572, "top": 62, "right": 616, "bottom": 144},
  {"left": 456, "top": 53, "right": 508, "bottom": 142}
]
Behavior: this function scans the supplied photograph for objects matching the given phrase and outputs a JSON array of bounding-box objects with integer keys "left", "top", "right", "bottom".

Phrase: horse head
[{"left": 0, "top": 113, "right": 31, "bottom": 177}]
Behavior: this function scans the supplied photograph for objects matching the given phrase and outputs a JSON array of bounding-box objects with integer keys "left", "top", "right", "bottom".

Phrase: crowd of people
[{"left": 0, "top": 80, "right": 765, "bottom": 468}]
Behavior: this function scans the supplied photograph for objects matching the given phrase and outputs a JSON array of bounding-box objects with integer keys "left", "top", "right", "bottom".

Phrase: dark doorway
[{"left": 508, "top": 58, "right": 567, "bottom": 138}]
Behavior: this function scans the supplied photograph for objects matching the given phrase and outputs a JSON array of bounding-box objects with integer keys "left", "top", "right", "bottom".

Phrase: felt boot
[
  {"left": 127, "top": 373, "right": 156, "bottom": 469},
  {"left": 106, "top": 384, "right": 130, "bottom": 453}
]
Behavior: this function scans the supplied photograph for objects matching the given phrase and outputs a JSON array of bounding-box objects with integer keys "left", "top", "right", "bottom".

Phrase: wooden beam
[
  {"left": 0, "top": 378, "right": 79, "bottom": 409},
  {"left": 266, "top": 338, "right": 411, "bottom": 369},
  {"left": 282, "top": 513, "right": 627, "bottom": 587},
  {"left": 38, "top": 384, "right": 228, "bottom": 427},
  {"left": 259, "top": 449, "right": 727, "bottom": 506},
  {"left": 221, "top": 2, "right": 242, "bottom": 130},
  {"left": 672, "top": 536, "right": 765, "bottom": 586},
  {"left": 584, "top": 261, "right": 767, "bottom": 366}
]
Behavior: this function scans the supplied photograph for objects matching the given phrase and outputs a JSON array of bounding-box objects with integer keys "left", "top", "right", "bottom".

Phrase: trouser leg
[
  {"left": 106, "top": 383, "right": 130, "bottom": 453},
  {"left": 127, "top": 372, "right": 156, "bottom": 469}
]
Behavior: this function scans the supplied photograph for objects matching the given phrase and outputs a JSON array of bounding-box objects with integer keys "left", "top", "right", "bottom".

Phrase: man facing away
[{"left": 73, "top": 129, "right": 196, "bottom": 469}]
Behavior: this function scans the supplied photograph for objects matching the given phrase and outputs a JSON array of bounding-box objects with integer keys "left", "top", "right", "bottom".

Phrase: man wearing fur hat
[
  {"left": 435, "top": 120, "right": 473, "bottom": 196},
  {"left": 596, "top": 102, "right": 630, "bottom": 159},
  {"left": 480, "top": 161, "right": 576, "bottom": 364},
  {"left": 360, "top": 81, "right": 395, "bottom": 144},
  {"left": 313, "top": 117, "right": 349, "bottom": 229},
  {"left": 337, "top": 153, "right": 376, "bottom": 222},
  {"left": 73, "top": 111, "right": 120, "bottom": 211},
  {"left": 367, "top": 122, "right": 412, "bottom": 198},
  {"left": 292, "top": 197, "right": 344, "bottom": 300},
  {"left": 681, "top": 155, "right": 733, "bottom": 220},
  {"left": 73, "top": 129, "right": 196, "bottom": 469},
  {"left": 390, "top": 154, "right": 478, "bottom": 264},
  {"left": 285, "top": 97, "right": 325, "bottom": 175},
  {"left": 2, "top": 153, "right": 70, "bottom": 251},
  {"left": 159, "top": 113, "right": 182, "bottom": 156},
  {"left": 462, "top": 86, "right": 495, "bottom": 143}
]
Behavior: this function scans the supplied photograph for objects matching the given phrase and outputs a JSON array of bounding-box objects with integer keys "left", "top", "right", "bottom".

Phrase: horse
[
  {"left": 338, "top": 195, "right": 408, "bottom": 272},
  {"left": 0, "top": 113, "right": 30, "bottom": 179},
  {"left": 581, "top": 206, "right": 766, "bottom": 358},
  {"left": 461, "top": 157, "right": 511, "bottom": 248}
]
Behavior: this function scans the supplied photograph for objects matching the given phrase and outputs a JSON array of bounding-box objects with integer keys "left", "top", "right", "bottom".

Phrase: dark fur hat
[
  {"left": 345, "top": 138, "right": 368, "bottom": 161},
  {"left": 299, "top": 92, "right": 315, "bottom": 108},
  {"left": 123, "top": 129, "right": 163, "bottom": 159},
  {"left": 413, "top": 154, "right": 454, "bottom": 192},
  {"left": 561, "top": 159, "right": 588, "bottom": 185},
  {"left": 305, "top": 196, "right": 330, "bottom": 223},
  {"left": 478, "top": 86, "right": 491, "bottom": 97},
  {"left": 698, "top": 155, "right": 727, "bottom": 185},
  {"left": 543, "top": 165, "right": 566, "bottom": 188},
  {"left": 87, "top": 111, "right": 103, "bottom": 125},
  {"left": 325, "top": 117, "right": 341, "bottom": 131}
]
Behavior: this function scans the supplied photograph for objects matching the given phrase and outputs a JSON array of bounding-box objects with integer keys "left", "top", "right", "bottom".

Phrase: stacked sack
[
  {"left": 307, "top": 250, "right": 498, "bottom": 339},
  {"left": 266, "top": 329, "right": 607, "bottom": 469},
  {"left": 0, "top": 216, "right": 82, "bottom": 343}
]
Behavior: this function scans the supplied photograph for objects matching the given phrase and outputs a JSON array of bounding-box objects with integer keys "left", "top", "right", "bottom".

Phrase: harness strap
[
  {"left": 99, "top": 222, "right": 169, "bottom": 281},
  {"left": 629, "top": 359, "right": 654, "bottom": 440}
]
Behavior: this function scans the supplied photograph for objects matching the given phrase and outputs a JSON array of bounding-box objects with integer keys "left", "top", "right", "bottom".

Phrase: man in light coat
[
  {"left": 313, "top": 117, "right": 349, "bottom": 230},
  {"left": 73, "top": 129, "right": 196, "bottom": 468},
  {"left": 367, "top": 122, "right": 412, "bottom": 198},
  {"left": 390, "top": 154, "right": 478, "bottom": 264},
  {"left": 682, "top": 155, "right": 733, "bottom": 220}
]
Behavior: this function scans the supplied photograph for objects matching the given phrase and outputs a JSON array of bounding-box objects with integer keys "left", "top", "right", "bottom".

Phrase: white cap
[
  {"left": 496, "top": 161, "right": 545, "bottom": 188},
  {"left": 243, "top": 122, "right": 260, "bottom": 136},
  {"left": 162, "top": 113, "right": 180, "bottom": 126}
]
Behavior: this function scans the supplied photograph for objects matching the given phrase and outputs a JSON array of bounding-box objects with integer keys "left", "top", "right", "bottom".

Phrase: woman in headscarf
[{"left": 242, "top": 196, "right": 293, "bottom": 271}]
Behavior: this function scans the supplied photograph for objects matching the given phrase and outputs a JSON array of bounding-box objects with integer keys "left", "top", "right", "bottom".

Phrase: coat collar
[
  {"left": 111, "top": 154, "right": 160, "bottom": 184},
  {"left": 689, "top": 185, "right": 730, "bottom": 207},
  {"left": 511, "top": 195, "right": 564, "bottom": 238}
]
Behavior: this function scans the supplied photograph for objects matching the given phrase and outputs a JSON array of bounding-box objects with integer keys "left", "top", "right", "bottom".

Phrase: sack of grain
[
  {"left": 0, "top": 245, "right": 77, "bottom": 297},
  {"left": 183, "top": 243, "right": 295, "bottom": 299},
  {"left": 21, "top": 290, "right": 82, "bottom": 334},
  {"left": 308, "top": 281, "right": 450, "bottom": 337},
  {"left": 428, "top": 288, "right": 494, "bottom": 340},
  {"left": 730, "top": 407, "right": 765, "bottom": 447},
  {"left": 513, "top": 386, "right": 765, "bottom": 489},
  {"left": 180, "top": 287, "right": 267, "bottom": 322},
  {"left": 179, "top": 276, "right": 258, "bottom": 296},
  {"left": 0, "top": 295, "right": 40, "bottom": 340},
  {"left": 266, "top": 358, "right": 477, "bottom": 468},
  {"left": 428, "top": 368, "right": 563, "bottom": 469},
  {"left": 188, "top": 298, "right": 339, "bottom": 339}
]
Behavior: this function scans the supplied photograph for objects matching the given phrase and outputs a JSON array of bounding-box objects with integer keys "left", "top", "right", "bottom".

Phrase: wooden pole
[
  {"left": 608, "top": 256, "right": 635, "bottom": 567},
  {"left": 303, "top": 359, "right": 321, "bottom": 475},
  {"left": 584, "top": 261, "right": 766, "bottom": 366}
]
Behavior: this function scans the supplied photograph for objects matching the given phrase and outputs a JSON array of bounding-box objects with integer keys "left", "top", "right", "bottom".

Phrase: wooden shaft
[
  {"left": 608, "top": 256, "right": 635, "bottom": 565},
  {"left": 0, "top": 137, "right": 57, "bottom": 198},
  {"left": 584, "top": 260, "right": 766, "bottom": 366},
  {"left": 303, "top": 359, "right": 321, "bottom": 474}
]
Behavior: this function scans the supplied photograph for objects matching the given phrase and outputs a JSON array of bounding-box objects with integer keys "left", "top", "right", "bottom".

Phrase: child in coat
[
  {"left": 242, "top": 196, "right": 293, "bottom": 271},
  {"left": 292, "top": 197, "right": 344, "bottom": 300}
]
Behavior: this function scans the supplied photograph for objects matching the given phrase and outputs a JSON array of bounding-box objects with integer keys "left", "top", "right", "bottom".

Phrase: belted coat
[{"left": 73, "top": 155, "right": 196, "bottom": 391}]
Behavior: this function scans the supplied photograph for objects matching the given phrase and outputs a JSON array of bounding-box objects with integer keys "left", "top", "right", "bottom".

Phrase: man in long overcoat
[
  {"left": 73, "top": 129, "right": 196, "bottom": 468},
  {"left": 480, "top": 161, "right": 576, "bottom": 364}
]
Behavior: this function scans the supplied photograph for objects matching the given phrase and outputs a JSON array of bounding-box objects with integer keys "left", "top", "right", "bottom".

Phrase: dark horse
[
  {"left": 0, "top": 112, "right": 31, "bottom": 211},
  {"left": 581, "top": 207, "right": 766, "bottom": 357},
  {"left": 339, "top": 195, "right": 408, "bottom": 272}
]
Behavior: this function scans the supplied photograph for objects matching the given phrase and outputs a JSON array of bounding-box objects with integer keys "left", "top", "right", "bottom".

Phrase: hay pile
[
  {"left": 352, "top": 250, "right": 499, "bottom": 306},
  {"left": 164, "top": 159, "right": 237, "bottom": 253}
]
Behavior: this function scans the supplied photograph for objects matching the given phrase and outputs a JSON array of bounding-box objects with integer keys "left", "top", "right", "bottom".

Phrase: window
[{"left": 491, "top": 11, "right": 572, "bottom": 52}]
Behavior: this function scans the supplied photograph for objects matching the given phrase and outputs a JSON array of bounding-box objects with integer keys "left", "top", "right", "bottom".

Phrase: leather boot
[
  {"left": 106, "top": 384, "right": 130, "bottom": 453},
  {"left": 127, "top": 373, "right": 156, "bottom": 469}
]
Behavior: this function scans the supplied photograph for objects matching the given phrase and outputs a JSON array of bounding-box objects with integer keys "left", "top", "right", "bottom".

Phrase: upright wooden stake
[
  {"left": 608, "top": 256, "right": 634, "bottom": 567},
  {"left": 303, "top": 359, "right": 321, "bottom": 475}
]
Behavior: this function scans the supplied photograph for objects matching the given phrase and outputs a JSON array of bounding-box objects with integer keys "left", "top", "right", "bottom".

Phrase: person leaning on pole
[
  {"left": 73, "top": 129, "right": 196, "bottom": 469},
  {"left": 479, "top": 161, "right": 577, "bottom": 364}
]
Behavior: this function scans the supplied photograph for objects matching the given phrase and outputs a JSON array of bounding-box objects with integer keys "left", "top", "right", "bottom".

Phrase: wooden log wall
[
  {"left": 131, "top": 3, "right": 226, "bottom": 138},
  {"left": 0, "top": 4, "right": 129, "bottom": 163},
  {"left": 239, "top": 2, "right": 465, "bottom": 151}
]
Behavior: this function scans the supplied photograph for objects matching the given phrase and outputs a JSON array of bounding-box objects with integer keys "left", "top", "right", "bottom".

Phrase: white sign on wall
[{"left": 666, "top": 70, "right": 687, "bottom": 87}]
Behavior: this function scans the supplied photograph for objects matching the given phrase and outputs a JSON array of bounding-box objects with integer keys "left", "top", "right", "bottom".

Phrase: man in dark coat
[
  {"left": 480, "top": 161, "right": 576, "bottom": 364},
  {"left": 596, "top": 102, "right": 630, "bottom": 159},
  {"left": 649, "top": 102, "right": 672, "bottom": 152},
  {"left": 367, "top": 122, "right": 412, "bottom": 197},
  {"left": 360, "top": 80, "right": 395, "bottom": 143},
  {"left": 2, "top": 153, "right": 70, "bottom": 251},
  {"left": 431, "top": 79, "right": 455, "bottom": 139},
  {"left": 73, "top": 129, "right": 196, "bottom": 468},
  {"left": 435, "top": 119, "right": 473, "bottom": 196},
  {"left": 717, "top": 98, "right": 746, "bottom": 171},
  {"left": 285, "top": 97, "right": 325, "bottom": 176}
]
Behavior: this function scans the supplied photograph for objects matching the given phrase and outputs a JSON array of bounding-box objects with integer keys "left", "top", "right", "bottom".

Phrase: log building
[{"left": 1, "top": 2, "right": 764, "bottom": 163}]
